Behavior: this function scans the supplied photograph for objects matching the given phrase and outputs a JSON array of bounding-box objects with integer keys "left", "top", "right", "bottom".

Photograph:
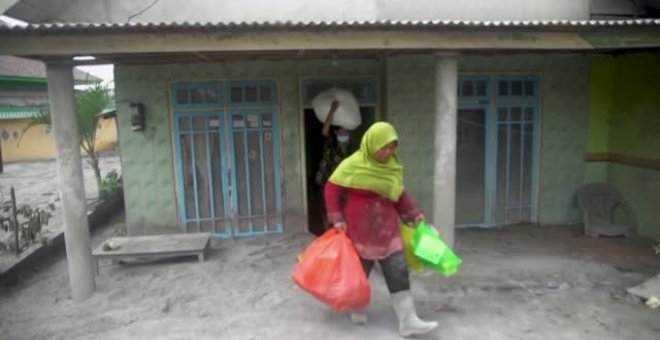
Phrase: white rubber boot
[
  {"left": 349, "top": 310, "right": 368, "bottom": 325},
  {"left": 391, "top": 291, "right": 438, "bottom": 337}
]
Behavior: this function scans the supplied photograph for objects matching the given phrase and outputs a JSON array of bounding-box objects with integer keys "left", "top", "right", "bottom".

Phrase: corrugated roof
[{"left": 1, "top": 19, "right": 659, "bottom": 33}]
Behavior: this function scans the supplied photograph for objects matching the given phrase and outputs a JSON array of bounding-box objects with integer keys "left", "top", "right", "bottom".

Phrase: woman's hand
[
  {"left": 413, "top": 214, "right": 425, "bottom": 225},
  {"left": 333, "top": 221, "right": 347, "bottom": 232}
]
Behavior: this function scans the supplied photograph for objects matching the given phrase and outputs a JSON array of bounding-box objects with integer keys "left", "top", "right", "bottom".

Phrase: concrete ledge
[{"left": 0, "top": 191, "right": 124, "bottom": 284}]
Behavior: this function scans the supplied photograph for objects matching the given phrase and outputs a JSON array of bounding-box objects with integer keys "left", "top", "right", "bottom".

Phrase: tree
[{"left": 24, "top": 84, "right": 113, "bottom": 194}]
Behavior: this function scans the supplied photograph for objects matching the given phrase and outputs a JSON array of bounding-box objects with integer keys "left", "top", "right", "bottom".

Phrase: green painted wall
[
  {"left": 587, "top": 52, "right": 660, "bottom": 239},
  {"left": 584, "top": 56, "right": 614, "bottom": 183},
  {"left": 587, "top": 56, "right": 614, "bottom": 154},
  {"left": 386, "top": 54, "right": 590, "bottom": 225},
  {"left": 115, "top": 60, "right": 380, "bottom": 234},
  {"left": 385, "top": 56, "right": 436, "bottom": 215},
  {"left": 609, "top": 53, "right": 660, "bottom": 158}
]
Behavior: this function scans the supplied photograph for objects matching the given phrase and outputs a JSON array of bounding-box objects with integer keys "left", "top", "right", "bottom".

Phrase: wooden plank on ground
[{"left": 92, "top": 232, "right": 211, "bottom": 262}]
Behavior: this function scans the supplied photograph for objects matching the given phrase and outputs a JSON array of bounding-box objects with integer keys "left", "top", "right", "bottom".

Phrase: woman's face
[{"left": 373, "top": 141, "right": 397, "bottom": 163}]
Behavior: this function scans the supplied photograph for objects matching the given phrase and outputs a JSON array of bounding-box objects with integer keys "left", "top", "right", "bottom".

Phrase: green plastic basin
[{"left": 412, "top": 222, "right": 463, "bottom": 277}]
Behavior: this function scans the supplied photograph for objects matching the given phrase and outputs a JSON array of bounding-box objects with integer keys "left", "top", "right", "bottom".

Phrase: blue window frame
[
  {"left": 171, "top": 80, "right": 282, "bottom": 238},
  {"left": 457, "top": 75, "right": 540, "bottom": 228},
  {"left": 457, "top": 76, "right": 489, "bottom": 101},
  {"left": 226, "top": 80, "right": 278, "bottom": 106},
  {"left": 173, "top": 112, "right": 232, "bottom": 237},
  {"left": 172, "top": 82, "right": 223, "bottom": 109},
  {"left": 227, "top": 109, "right": 283, "bottom": 237}
]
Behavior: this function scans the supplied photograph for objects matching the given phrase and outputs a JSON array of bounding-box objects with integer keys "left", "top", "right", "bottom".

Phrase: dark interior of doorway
[{"left": 304, "top": 107, "right": 375, "bottom": 236}]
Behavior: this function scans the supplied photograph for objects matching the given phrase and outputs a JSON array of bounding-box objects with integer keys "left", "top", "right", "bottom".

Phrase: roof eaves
[{"left": 0, "top": 19, "right": 659, "bottom": 34}]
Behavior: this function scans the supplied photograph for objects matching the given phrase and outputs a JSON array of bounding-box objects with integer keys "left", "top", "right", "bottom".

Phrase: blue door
[
  {"left": 456, "top": 75, "right": 539, "bottom": 227},
  {"left": 228, "top": 109, "right": 282, "bottom": 236},
  {"left": 172, "top": 80, "right": 283, "bottom": 238},
  {"left": 492, "top": 76, "right": 539, "bottom": 225}
]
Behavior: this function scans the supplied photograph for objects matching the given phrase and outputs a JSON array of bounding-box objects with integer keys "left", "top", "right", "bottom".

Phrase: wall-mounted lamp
[{"left": 129, "top": 102, "right": 145, "bottom": 131}]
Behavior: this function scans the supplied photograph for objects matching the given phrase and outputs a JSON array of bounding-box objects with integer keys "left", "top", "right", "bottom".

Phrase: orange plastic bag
[{"left": 292, "top": 229, "right": 371, "bottom": 311}]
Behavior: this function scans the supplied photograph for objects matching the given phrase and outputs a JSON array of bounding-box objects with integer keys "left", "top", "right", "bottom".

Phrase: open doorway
[
  {"left": 304, "top": 106, "right": 375, "bottom": 235},
  {"left": 301, "top": 77, "right": 379, "bottom": 235}
]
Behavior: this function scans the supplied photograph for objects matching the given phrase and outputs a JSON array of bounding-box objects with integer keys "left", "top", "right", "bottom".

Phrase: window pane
[
  {"left": 456, "top": 108, "right": 486, "bottom": 225},
  {"left": 180, "top": 134, "right": 195, "bottom": 219},
  {"left": 524, "top": 107, "right": 534, "bottom": 121},
  {"left": 179, "top": 117, "right": 190, "bottom": 131},
  {"left": 522, "top": 123, "right": 534, "bottom": 208},
  {"left": 498, "top": 81, "right": 508, "bottom": 96},
  {"left": 210, "top": 131, "right": 226, "bottom": 222},
  {"left": 206, "top": 87, "right": 218, "bottom": 103},
  {"left": 191, "top": 88, "right": 204, "bottom": 103},
  {"left": 176, "top": 89, "right": 189, "bottom": 104},
  {"left": 194, "top": 133, "right": 212, "bottom": 219},
  {"left": 208, "top": 117, "right": 221, "bottom": 131},
  {"left": 524, "top": 81, "right": 534, "bottom": 96},
  {"left": 495, "top": 125, "right": 508, "bottom": 224},
  {"left": 245, "top": 86, "right": 258, "bottom": 102},
  {"left": 193, "top": 116, "right": 206, "bottom": 130},
  {"left": 262, "top": 113, "right": 273, "bottom": 127},
  {"left": 461, "top": 81, "right": 474, "bottom": 97},
  {"left": 231, "top": 87, "right": 243, "bottom": 102},
  {"left": 356, "top": 84, "right": 369, "bottom": 101},
  {"left": 498, "top": 107, "right": 508, "bottom": 121},
  {"left": 247, "top": 113, "right": 259, "bottom": 128},
  {"left": 247, "top": 130, "right": 264, "bottom": 217},
  {"left": 508, "top": 123, "right": 522, "bottom": 222},
  {"left": 233, "top": 131, "right": 248, "bottom": 216},
  {"left": 232, "top": 115, "right": 245, "bottom": 128},
  {"left": 260, "top": 86, "right": 272, "bottom": 102},
  {"left": 263, "top": 129, "right": 276, "bottom": 215},
  {"left": 511, "top": 81, "right": 523, "bottom": 96},
  {"left": 476, "top": 81, "right": 487, "bottom": 96},
  {"left": 510, "top": 107, "right": 522, "bottom": 121}
]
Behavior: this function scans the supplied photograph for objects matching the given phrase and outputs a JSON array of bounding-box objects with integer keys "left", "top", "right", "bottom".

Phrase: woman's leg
[
  {"left": 378, "top": 251, "right": 410, "bottom": 293},
  {"left": 379, "top": 251, "right": 437, "bottom": 337},
  {"left": 360, "top": 258, "right": 375, "bottom": 277},
  {"left": 350, "top": 258, "right": 375, "bottom": 324}
]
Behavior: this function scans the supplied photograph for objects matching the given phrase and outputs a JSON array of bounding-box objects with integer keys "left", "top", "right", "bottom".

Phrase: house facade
[
  {"left": 2, "top": 0, "right": 660, "bottom": 301},
  {"left": 2, "top": 1, "right": 659, "bottom": 240}
]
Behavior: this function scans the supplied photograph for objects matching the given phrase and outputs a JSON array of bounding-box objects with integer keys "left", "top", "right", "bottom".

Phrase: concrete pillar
[
  {"left": 46, "top": 63, "right": 95, "bottom": 301},
  {"left": 432, "top": 55, "right": 458, "bottom": 248}
]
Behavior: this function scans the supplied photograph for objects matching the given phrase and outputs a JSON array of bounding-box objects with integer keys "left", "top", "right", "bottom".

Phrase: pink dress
[{"left": 324, "top": 182, "right": 421, "bottom": 260}]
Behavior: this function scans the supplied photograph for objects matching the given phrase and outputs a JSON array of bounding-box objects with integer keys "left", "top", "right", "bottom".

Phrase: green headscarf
[{"left": 328, "top": 121, "right": 404, "bottom": 201}]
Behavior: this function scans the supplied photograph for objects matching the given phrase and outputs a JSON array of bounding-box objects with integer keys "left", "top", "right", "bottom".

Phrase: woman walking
[{"left": 324, "top": 121, "right": 438, "bottom": 337}]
